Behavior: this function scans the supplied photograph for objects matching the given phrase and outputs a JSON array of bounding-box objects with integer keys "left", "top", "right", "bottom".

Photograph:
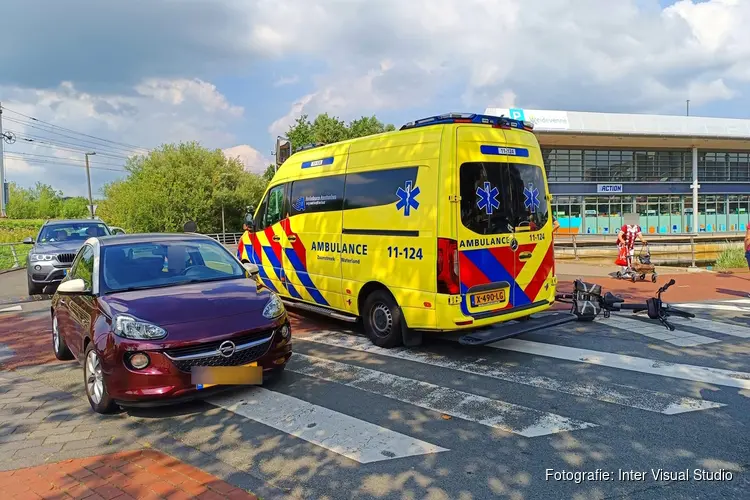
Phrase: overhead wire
[
  {"left": 4, "top": 150, "right": 128, "bottom": 168},
  {"left": 6, "top": 130, "right": 133, "bottom": 160},
  {"left": 3, "top": 155, "right": 127, "bottom": 173},
  {"left": 0, "top": 105, "right": 150, "bottom": 153}
]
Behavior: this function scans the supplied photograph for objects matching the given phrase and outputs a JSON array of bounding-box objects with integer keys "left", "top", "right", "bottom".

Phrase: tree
[
  {"left": 97, "top": 141, "right": 268, "bottom": 233},
  {"left": 5, "top": 182, "right": 89, "bottom": 219},
  {"left": 285, "top": 113, "right": 396, "bottom": 153}
]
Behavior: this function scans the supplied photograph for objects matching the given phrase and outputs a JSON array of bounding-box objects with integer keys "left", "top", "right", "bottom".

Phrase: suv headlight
[
  {"left": 30, "top": 254, "right": 54, "bottom": 262},
  {"left": 113, "top": 314, "right": 167, "bottom": 340},
  {"left": 262, "top": 294, "right": 285, "bottom": 319}
]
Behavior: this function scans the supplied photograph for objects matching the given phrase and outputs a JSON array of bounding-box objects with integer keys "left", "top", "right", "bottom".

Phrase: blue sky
[{"left": 2, "top": 0, "right": 749, "bottom": 197}]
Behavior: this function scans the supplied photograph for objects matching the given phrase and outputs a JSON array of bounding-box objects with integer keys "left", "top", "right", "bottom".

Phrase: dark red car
[{"left": 50, "top": 233, "right": 292, "bottom": 414}]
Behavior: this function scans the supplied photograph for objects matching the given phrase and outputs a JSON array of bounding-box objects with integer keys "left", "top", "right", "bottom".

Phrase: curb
[{"left": 0, "top": 266, "right": 25, "bottom": 276}]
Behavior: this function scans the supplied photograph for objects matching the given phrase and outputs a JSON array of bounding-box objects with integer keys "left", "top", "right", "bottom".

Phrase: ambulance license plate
[
  {"left": 470, "top": 289, "right": 507, "bottom": 307},
  {"left": 193, "top": 362, "right": 261, "bottom": 390}
]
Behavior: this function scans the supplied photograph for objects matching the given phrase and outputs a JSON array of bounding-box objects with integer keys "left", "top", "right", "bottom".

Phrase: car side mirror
[
  {"left": 243, "top": 262, "right": 259, "bottom": 277},
  {"left": 57, "top": 278, "right": 87, "bottom": 294},
  {"left": 23, "top": 237, "right": 34, "bottom": 244}
]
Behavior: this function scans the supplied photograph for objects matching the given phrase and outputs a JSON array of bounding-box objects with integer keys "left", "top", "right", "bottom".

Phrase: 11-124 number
[{"left": 387, "top": 246, "right": 423, "bottom": 260}]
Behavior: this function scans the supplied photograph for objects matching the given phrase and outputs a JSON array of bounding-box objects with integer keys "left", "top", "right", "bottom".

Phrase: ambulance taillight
[{"left": 436, "top": 238, "right": 459, "bottom": 295}]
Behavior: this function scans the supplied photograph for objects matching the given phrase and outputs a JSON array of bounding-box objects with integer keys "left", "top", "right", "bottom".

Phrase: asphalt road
[{"left": 1, "top": 269, "right": 749, "bottom": 499}]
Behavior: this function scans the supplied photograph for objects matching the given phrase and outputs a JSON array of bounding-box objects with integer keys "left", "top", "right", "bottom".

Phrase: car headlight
[
  {"left": 113, "top": 314, "right": 167, "bottom": 340},
  {"left": 262, "top": 294, "right": 285, "bottom": 319},
  {"left": 30, "top": 254, "right": 54, "bottom": 262}
]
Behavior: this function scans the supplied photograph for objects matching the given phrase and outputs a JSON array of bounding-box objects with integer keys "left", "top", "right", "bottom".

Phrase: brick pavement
[{"left": 0, "top": 449, "right": 257, "bottom": 499}]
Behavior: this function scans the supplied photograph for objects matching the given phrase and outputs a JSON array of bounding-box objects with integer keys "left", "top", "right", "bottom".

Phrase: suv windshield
[
  {"left": 460, "top": 162, "right": 549, "bottom": 235},
  {"left": 38, "top": 222, "right": 111, "bottom": 243},
  {"left": 100, "top": 239, "right": 246, "bottom": 293}
]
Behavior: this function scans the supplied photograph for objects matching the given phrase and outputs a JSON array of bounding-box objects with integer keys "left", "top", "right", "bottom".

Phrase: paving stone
[
  {"left": 0, "top": 438, "right": 46, "bottom": 453},
  {"left": 44, "top": 430, "right": 92, "bottom": 445},
  {"left": 13, "top": 443, "right": 64, "bottom": 459}
]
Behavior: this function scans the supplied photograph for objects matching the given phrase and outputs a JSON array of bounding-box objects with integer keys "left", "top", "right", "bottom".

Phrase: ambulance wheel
[{"left": 362, "top": 290, "right": 404, "bottom": 348}]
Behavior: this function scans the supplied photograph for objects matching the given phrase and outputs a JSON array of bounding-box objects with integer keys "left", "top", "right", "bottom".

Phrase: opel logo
[
  {"left": 510, "top": 238, "right": 519, "bottom": 252},
  {"left": 218, "top": 341, "right": 235, "bottom": 358}
]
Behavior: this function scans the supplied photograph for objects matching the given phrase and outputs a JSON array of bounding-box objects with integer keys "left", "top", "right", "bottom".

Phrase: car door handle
[
  {"left": 288, "top": 235, "right": 297, "bottom": 242},
  {"left": 272, "top": 235, "right": 281, "bottom": 242}
]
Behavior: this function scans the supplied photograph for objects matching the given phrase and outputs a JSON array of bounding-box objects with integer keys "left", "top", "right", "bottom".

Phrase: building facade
[{"left": 484, "top": 107, "right": 750, "bottom": 235}]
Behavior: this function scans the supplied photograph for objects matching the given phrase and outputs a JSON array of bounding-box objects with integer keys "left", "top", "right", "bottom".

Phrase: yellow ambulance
[{"left": 240, "top": 113, "right": 561, "bottom": 348}]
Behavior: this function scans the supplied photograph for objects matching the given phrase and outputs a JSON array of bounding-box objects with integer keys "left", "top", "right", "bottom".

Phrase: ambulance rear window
[{"left": 460, "top": 162, "right": 549, "bottom": 235}]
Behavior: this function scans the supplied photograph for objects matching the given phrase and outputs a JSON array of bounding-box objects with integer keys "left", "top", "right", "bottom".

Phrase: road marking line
[
  {"left": 289, "top": 353, "right": 596, "bottom": 437},
  {"left": 207, "top": 387, "right": 447, "bottom": 463},
  {"left": 636, "top": 315, "right": 750, "bottom": 339},
  {"left": 596, "top": 316, "right": 720, "bottom": 347},
  {"left": 673, "top": 303, "right": 750, "bottom": 313},
  {"left": 299, "top": 332, "right": 725, "bottom": 414},
  {"left": 484, "top": 339, "right": 750, "bottom": 389},
  {"left": 0, "top": 305, "right": 22, "bottom": 313}
]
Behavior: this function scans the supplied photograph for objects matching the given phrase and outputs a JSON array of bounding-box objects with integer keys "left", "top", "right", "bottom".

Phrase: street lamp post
[{"left": 85, "top": 152, "right": 96, "bottom": 218}]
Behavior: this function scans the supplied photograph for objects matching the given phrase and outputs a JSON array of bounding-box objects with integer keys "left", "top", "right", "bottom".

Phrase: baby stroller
[{"left": 616, "top": 244, "right": 658, "bottom": 283}]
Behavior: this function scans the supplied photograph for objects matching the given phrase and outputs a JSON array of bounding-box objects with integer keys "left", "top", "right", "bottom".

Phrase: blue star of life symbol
[
  {"left": 476, "top": 181, "right": 500, "bottom": 215},
  {"left": 292, "top": 196, "right": 305, "bottom": 212},
  {"left": 523, "top": 183, "right": 540, "bottom": 213},
  {"left": 396, "top": 180, "right": 420, "bottom": 216}
]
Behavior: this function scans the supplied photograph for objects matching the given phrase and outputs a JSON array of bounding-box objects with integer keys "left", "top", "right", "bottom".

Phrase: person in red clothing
[{"left": 617, "top": 221, "right": 647, "bottom": 273}]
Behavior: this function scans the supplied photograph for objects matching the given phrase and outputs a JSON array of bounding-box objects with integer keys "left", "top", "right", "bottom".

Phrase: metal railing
[{"left": 204, "top": 232, "right": 244, "bottom": 245}]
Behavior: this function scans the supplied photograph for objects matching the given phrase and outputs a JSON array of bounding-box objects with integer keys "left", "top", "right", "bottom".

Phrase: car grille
[
  {"left": 168, "top": 341, "right": 272, "bottom": 372},
  {"left": 56, "top": 253, "right": 76, "bottom": 264},
  {"left": 164, "top": 330, "right": 273, "bottom": 358},
  {"left": 163, "top": 328, "right": 278, "bottom": 373}
]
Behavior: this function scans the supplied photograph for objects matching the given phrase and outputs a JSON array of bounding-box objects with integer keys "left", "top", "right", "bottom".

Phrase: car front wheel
[
  {"left": 83, "top": 343, "right": 117, "bottom": 414},
  {"left": 27, "top": 275, "right": 44, "bottom": 296},
  {"left": 51, "top": 313, "right": 73, "bottom": 360}
]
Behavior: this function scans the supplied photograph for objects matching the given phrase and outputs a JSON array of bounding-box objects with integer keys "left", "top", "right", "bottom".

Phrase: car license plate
[
  {"left": 470, "top": 289, "right": 508, "bottom": 308},
  {"left": 194, "top": 362, "right": 260, "bottom": 390}
]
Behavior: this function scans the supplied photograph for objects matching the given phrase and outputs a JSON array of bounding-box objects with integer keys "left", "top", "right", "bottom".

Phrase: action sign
[{"left": 597, "top": 184, "right": 623, "bottom": 193}]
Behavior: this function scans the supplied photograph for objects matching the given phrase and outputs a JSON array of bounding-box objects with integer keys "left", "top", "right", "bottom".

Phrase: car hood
[
  {"left": 33, "top": 241, "right": 84, "bottom": 254},
  {"left": 98, "top": 278, "right": 276, "bottom": 327}
]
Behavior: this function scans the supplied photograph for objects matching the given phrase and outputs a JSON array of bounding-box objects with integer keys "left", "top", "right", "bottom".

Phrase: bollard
[
  {"left": 690, "top": 236, "right": 696, "bottom": 268},
  {"left": 572, "top": 234, "right": 578, "bottom": 260}
]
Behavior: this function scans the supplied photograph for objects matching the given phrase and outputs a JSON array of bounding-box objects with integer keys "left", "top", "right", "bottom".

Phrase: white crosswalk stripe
[
  {"left": 200, "top": 319, "right": 745, "bottom": 465},
  {"left": 207, "top": 387, "right": 448, "bottom": 463},
  {"left": 288, "top": 353, "right": 596, "bottom": 437},
  {"left": 652, "top": 315, "right": 750, "bottom": 339},
  {"left": 673, "top": 303, "right": 750, "bottom": 313},
  {"left": 595, "top": 316, "right": 719, "bottom": 347},
  {"left": 486, "top": 339, "right": 750, "bottom": 389},
  {"left": 299, "top": 332, "right": 725, "bottom": 414}
]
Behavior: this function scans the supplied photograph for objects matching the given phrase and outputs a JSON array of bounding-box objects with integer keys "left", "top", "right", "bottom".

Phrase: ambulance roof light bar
[{"left": 399, "top": 113, "right": 534, "bottom": 132}]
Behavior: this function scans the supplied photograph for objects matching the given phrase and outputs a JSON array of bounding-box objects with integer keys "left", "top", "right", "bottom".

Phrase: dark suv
[{"left": 24, "top": 219, "right": 112, "bottom": 295}]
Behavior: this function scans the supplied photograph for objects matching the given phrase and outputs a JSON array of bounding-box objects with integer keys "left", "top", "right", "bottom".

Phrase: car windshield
[
  {"left": 38, "top": 222, "right": 111, "bottom": 243},
  {"left": 100, "top": 239, "right": 246, "bottom": 293}
]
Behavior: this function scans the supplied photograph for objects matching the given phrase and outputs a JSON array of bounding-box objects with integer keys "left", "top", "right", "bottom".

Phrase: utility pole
[
  {"left": 686, "top": 100, "right": 690, "bottom": 116},
  {"left": 0, "top": 102, "right": 6, "bottom": 218},
  {"left": 85, "top": 152, "right": 96, "bottom": 218}
]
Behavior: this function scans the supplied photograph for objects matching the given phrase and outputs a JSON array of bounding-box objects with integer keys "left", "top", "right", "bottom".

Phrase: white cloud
[
  {"left": 223, "top": 145, "right": 272, "bottom": 174},
  {"left": 259, "top": 0, "right": 750, "bottom": 130},
  {"left": 1, "top": 78, "right": 246, "bottom": 197},
  {"left": 273, "top": 75, "right": 299, "bottom": 87}
]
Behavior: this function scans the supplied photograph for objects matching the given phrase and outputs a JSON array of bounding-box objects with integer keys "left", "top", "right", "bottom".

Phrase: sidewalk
[
  {"left": 556, "top": 261, "right": 750, "bottom": 303},
  {"left": 0, "top": 371, "right": 261, "bottom": 499}
]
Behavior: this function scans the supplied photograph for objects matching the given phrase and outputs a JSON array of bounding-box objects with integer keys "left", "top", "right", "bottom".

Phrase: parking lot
[{"left": 1, "top": 267, "right": 749, "bottom": 499}]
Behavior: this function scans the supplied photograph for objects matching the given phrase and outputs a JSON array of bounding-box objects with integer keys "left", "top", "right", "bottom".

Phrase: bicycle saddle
[{"left": 603, "top": 292, "right": 625, "bottom": 306}]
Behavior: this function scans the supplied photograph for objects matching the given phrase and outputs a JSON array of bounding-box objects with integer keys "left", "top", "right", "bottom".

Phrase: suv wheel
[{"left": 27, "top": 275, "right": 44, "bottom": 296}]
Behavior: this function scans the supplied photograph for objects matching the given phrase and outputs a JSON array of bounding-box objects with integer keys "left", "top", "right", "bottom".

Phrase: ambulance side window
[
  {"left": 257, "top": 184, "right": 286, "bottom": 230},
  {"left": 290, "top": 175, "right": 345, "bottom": 216}
]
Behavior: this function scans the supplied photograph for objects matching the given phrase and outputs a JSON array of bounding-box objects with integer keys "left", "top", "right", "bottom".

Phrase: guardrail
[
  {"left": 554, "top": 232, "right": 745, "bottom": 266},
  {"left": 204, "top": 233, "right": 244, "bottom": 245}
]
